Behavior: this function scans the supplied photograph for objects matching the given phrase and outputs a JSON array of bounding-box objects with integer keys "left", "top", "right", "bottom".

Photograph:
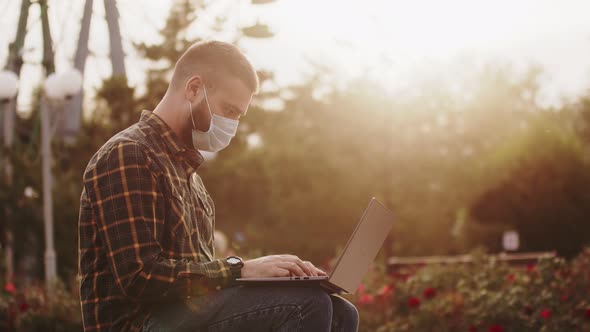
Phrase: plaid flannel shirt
[{"left": 78, "top": 110, "right": 234, "bottom": 331}]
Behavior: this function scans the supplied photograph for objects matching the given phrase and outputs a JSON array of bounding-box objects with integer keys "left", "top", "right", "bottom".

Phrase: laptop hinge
[{"left": 320, "top": 281, "right": 349, "bottom": 294}]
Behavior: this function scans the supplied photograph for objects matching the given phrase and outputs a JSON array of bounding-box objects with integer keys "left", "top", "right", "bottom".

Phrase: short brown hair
[{"left": 170, "top": 40, "right": 259, "bottom": 94}]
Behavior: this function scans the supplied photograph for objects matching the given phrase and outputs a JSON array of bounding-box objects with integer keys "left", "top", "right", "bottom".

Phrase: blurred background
[{"left": 1, "top": 0, "right": 590, "bottom": 330}]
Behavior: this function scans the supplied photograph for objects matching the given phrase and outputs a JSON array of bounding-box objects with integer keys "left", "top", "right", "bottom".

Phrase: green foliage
[
  {"left": 575, "top": 96, "right": 590, "bottom": 142},
  {"left": 201, "top": 80, "right": 395, "bottom": 261},
  {"left": 470, "top": 114, "right": 590, "bottom": 257},
  {"left": 95, "top": 76, "right": 139, "bottom": 133},
  {"left": 16, "top": 280, "right": 82, "bottom": 332},
  {"left": 354, "top": 249, "right": 590, "bottom": 332},
  {"left": 201, "top": 65, "right": 590, "bottom": 263},
  {"left": 0, "top": 266, "right": 82, "bottom": 332},
  {"left": 242, "top": 23, "right": 274, "bottom": 38},
  {"left": 133, "top": 0, "right": 222, "bottom": 112},
  {"left": 135, "top": 0, "right": 205, "bottom": 63},
  {"left": 3, "top": 61, "right": 590, "bottom": 283},
  {"left": 1, "top": 0, "right": 589, "bottom": 306}
]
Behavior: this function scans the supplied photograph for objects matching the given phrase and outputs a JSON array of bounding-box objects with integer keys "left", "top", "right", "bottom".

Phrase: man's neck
[{"left": 153, "top": 95, "right": 192, "bottom": 148}]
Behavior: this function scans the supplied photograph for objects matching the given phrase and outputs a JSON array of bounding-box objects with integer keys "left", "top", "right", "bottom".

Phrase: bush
[
  {"left": 354, "top": 248, "right": 590, "bottom": 331},
  {"left": 470, "top": 118, "right": 590, "bottom": 258},
  {"left": 2, "top": 249, "right": 589, "bottom": 331},
  {"left": 0, "top": 278, "right": 82, "bottom": 331}
]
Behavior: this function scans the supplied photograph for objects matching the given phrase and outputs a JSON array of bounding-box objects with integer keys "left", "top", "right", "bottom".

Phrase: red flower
[
  {"left": 357, "top": 284, "right": 366, "bottom": 294},
  {"left": 506, "top": 274, "right": 516, "bottom": 282},
  {"left": 3, "top": 282, "right": 16, "bottom": 295},
  {"left": 559, "top": 269, "right": 570, "bottom": 278},
  {"left": 585, "top": 307, "right": 590, "bottom": 319},
  {"left": 377, "top": 284, "right": 394, "bottom": 298},
  {"left": 488, "top": 325, "right": 504, "bottom": 332},
  {"left": 469, "top": 325, "right": 478, "bottom": 332},
  {"left": 407, "top": 296, "right": 421, "bottom": 308},
  {"left": 540, "top": 309, "right": 551, "bottom": 319},
  {"left": 423, "top": 287, "right": 437, "bottom": 300},
  {"left": 560, "top": 294, "right": 568, "bottom": 302},
  {"left": 19, "top": 302, "right": 29, "bottom": 312},
  {"left": 526, "top": 264, "right": 535, "bottom": 272},
  {"left": 359, "top": 294, "right": 374, "bottom": 305}
]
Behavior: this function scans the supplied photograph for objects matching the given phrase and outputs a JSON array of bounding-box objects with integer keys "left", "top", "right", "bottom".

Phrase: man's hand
[{"left": 241, "top": 254, "right": 328, "bottom": 278}]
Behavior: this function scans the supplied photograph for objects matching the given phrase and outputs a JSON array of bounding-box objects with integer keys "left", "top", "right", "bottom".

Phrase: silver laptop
[{"left": 236, "top": 197, "right": 395, "bottom": 294}]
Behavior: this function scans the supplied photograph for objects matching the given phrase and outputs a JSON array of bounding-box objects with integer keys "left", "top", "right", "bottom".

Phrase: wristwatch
[{"left": 226, "top": 256, "right": 244, "bottom": 279}]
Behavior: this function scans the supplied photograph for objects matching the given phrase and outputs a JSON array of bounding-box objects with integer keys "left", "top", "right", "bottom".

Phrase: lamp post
[
  {"left": 0, "top": 70, "right": 20, "bottom": 281},
  {"left": 41, "top": 69, "right": 82, "bottom": 285}
]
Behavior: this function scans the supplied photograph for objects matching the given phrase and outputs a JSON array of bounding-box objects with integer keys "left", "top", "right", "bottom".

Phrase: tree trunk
[
  {"left": 39, "top": 0, "right": 55, "bottom": 75},
  {"left": 104, "top": 0, "right": 127, "bottom": 77},
  {"left": 59, "top": 0, "right": 93, "bottom": 142}
]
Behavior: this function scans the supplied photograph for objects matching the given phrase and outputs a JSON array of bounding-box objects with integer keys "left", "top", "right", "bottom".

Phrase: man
[{"left": 78, "top": 40, "right": 359, "bottom": 331}]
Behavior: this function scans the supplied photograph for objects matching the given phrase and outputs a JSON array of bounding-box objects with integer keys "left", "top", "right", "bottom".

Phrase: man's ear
[{"left": 184, "top": 75, "right": 204, "bottom": 101}]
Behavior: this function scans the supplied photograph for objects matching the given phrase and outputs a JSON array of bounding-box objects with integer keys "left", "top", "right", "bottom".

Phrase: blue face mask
[{"left": 188, "top": 87, "right": 239, "bottom": 152}]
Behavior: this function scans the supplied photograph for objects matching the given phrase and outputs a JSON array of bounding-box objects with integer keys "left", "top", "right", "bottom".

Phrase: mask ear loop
[
  {"left": 203, "top": 86, "right": 213, "bottom": 117},
  {"left": 188, "top": 100, "right": 198, "bottom": 130}
]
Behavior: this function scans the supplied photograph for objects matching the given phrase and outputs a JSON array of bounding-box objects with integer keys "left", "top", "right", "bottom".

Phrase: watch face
[{"left": 227, "top": 257, "right": 240, "bottom": 265}]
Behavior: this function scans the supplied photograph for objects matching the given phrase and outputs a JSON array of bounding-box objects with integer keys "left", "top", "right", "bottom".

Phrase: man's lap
[{"left": 144, "top": 284, "right": 357, "bottom": 332}]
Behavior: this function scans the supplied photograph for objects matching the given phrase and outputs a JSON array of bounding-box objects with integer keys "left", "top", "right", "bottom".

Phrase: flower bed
[
  {"left": 0, "top": 279, "right": 82, "bottom": 332},
  {"left": 353, "top": 248, "right": 590, "bottom": 332},
  {"left": 1, "top": 249, "right": 589, "bottom": 331}
]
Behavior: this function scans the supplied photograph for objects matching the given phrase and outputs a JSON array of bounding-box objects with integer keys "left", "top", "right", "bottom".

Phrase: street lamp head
[
  {"left": 60, "top": 69, "right": 83, "bottom": 97},
  {"left": 43, "top": 69, "right": 83, "bottom": 100},
  {"left": 0, "top": 70, "right": 19, "bottom": 101},
  {"left": 44, "top": 73, "right": 64, "bottom": 100}
]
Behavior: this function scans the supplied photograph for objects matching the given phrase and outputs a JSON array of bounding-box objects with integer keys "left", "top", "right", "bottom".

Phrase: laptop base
[{"left": 235, "top": 277, "right": 347, "bottom": 294}]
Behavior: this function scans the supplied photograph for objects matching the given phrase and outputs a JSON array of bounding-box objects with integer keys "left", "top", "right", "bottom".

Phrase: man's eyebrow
[{"left": 223, "top": 102, "right": 246, "bottom": 115}]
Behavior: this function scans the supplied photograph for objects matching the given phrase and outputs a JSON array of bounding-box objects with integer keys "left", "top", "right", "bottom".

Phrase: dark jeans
[{"left": 144, "top": 284, "right": 359, "bottom": 332}]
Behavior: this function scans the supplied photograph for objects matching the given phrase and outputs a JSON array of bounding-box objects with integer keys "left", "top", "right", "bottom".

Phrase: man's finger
[
  {"left": 304, "top": 262, "right": 318, "bottom": 276},
  {"left": 281, "top": 256, "right": 312, "bottom": 276},
  {"left": 277, "top": 262, "right": 306, "bottom": 276},
  {"left": 272, "top": 267, "right": 291, "bottom": 277},
  {"left": 307, "top": 262, "right": 327, "bottom": 276},
  {"left": 315, "top": 268, "right": 328, "bottom": 276}
]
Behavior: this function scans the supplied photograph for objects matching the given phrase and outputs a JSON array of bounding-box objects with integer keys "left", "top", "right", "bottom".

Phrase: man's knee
[
  {"left": 342, "top": 299, "right": 359, "bottom": 327},
  {"left": 331, "top": 295, "right": 359, "bottom": 331},
  {"left": 313, "top": 289, "right": 332, "bottom": 312},
  {"left": 306, "top": 288, "right": 333, "bottom": 313},
  {"left": 256, "top": 286, "right": 333, "bottom": 330}
]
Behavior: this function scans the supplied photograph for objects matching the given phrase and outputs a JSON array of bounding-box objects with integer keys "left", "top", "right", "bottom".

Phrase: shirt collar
[{"left": 140, "top": 110, "right": 204, "bottom": 169}]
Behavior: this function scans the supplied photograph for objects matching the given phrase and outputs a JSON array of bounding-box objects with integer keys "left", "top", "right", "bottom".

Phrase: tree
[{"left": 470, "top": 115, "right": 590, "bottom": 257}]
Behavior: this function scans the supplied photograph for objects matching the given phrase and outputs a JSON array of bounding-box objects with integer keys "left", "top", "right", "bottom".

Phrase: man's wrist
[{"left": 226, "top": 256, "right": 244, "bottom": 279}]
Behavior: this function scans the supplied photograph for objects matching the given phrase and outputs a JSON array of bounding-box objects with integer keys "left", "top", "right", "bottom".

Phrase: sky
[{"left": 2, "top": 0, "right": 590, "bottom": 112}]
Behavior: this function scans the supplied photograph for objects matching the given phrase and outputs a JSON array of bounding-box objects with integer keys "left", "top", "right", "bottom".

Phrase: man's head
[{"left": 157, "top": 40, "right": 258, "bottom": 150}]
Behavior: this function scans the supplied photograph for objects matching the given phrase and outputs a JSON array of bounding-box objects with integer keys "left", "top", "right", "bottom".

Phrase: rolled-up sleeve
[{"left": 83, "top": 141, "right": 233, "bottom": 300}]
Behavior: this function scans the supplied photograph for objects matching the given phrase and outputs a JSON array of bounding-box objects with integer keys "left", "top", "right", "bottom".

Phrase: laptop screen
[{"left": 328, "top": 198, "right": 395, "bottom": 293}]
